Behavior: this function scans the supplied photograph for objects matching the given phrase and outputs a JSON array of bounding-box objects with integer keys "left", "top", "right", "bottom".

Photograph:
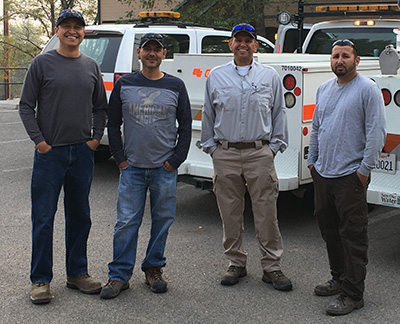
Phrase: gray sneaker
[
  {"left": 221, "top": 266, "right": 247, "bottom": 286},
  {"left": 100, "top": 280, "right": 129, "bottom": 299},
  {"left": 30, "top": 282, "right": 51, "bottom": 304},
  {"left": 314, "top": 278, "right": 341, "bottom": 296},
  {"left": 326, "top": 294, "right": 364, "bottom": 315},
  {"left": 262, "top": 270, "right": 293, "bottom": 291}
]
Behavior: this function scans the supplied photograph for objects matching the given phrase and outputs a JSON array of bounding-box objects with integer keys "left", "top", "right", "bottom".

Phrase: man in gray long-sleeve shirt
[
  {"left": 308, "top": 39, "right": 386, "bottom": 316},
  {"left": 19, "top": 9, "right": 107, "bottom": 304},
  {"left": 201, "top": 23, "right": 292, "bottom": 291}
]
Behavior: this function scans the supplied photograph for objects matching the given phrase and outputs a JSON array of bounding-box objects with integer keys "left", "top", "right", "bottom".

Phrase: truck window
[
  {"left": 202, "top": 36, "right": 230, "bottom": 53},
  {"left": 257, "top": 40, "right": 274, "bottom": 53},
  {"left": 43, "top": 34, "right": 123, "bottom": 73},
  {"left": 305, "top": 28, "right": 396, "bottom": 57},
  {"left": 162, "top": 34, "right": 190, "bottom": 59},
  {"left": 81, "top": 35, "right": 122, "bottom": 72},
  {"left": 281, "top": 29, "right": 310, "bottom": 53},
  {"left": 201, "top": 36, "right": 274, "bottom": 53}
]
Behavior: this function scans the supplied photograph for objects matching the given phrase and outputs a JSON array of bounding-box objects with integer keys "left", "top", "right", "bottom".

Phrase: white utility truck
[
  {"left": 162, "top": 53, "right": 396, "bottom": 208},
  {"left": 364, "top": 45, "right": 400, "bottom": 208}
]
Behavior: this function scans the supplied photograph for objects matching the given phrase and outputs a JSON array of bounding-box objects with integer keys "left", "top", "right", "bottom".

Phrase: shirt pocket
[
  {"left": 214, "top": 87, "right": 236, "bottom": 112},
  {"left": 251, "top": 84, "right": 273, "bottom": 114}
]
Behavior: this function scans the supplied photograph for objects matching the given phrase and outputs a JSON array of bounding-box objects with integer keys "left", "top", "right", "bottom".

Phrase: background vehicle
[
  {"left": 42, "top": 12, "right": 274, "bottom": 161},
  {"left": 277, "top": 1, "right": 400, "bottom": 53},
  {"left": 274, "top": 23, "right": 311, "bottom": 53},
  {"left": 303, "top": 19, "right": 399, "bottom": 56}
]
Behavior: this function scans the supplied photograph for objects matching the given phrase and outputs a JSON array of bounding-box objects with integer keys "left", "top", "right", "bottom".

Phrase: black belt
[{"left": 227, "top": 140, "right": 269, "bottom": 149}]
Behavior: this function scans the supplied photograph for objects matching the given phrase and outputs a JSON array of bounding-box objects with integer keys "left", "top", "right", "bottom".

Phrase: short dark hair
[{"left": 332, "top": 39, "right": 358, "bottom": 56}]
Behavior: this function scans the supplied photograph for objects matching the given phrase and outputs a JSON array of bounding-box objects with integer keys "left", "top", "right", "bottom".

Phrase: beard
[{"left": 332, "top": 61, "right": 356, "bottom": 77}]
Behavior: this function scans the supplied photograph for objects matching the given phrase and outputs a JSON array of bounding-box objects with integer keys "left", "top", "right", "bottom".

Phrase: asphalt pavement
[{"left": 1, "top": 101, "right": 400, "bottom": 324}]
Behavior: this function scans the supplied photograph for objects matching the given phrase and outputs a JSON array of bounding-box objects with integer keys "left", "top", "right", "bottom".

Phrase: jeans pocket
[
  {"left": 37, "top": 147, "right": 52, "bottom": 155},
  {"left": 85, "top": 142, "right": 96, "bottom": 151}
]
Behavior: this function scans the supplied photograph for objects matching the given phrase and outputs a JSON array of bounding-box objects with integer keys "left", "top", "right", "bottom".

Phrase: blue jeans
[
  {"left": 108, "top": 165, "right": 177, "bottom": 283},
  {"left": 30, "top": 143, "right": 95, "bottom": 283}
]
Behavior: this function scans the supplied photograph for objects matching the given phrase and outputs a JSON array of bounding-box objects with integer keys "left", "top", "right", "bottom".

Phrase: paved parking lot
[{"left": 1, "top": 101, "right": 400, "bottom": 324}]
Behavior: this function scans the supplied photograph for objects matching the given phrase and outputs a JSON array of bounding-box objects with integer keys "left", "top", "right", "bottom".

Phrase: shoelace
[
  {"left": 327, "top": 279, "right": 337, "bottom": 287},
  {"left": 336, "top": 294, "right": 347, "bottom": 305},
  {"left": 107, "top": 280, "right": 122, "bottom": 288},
  {"left": 270, "top": 271, "right": 284, "bottom": 278},
  {"left": 227, "top": 266, "right": 238, "bottom": 273},
  {"left": 146, "top": 268, "right": 163, "bottom": 281},
  {"left": 37, "top": 282, "right": 47, "bottom": 287}
]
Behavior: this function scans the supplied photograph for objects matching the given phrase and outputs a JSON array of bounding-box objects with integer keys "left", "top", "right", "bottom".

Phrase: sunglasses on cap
[
  {"left": 332, "top": 39, "right": 358, "bottom": 54},
  {"left": 232, "top": 24, "right": 256, "bottom": 32}
]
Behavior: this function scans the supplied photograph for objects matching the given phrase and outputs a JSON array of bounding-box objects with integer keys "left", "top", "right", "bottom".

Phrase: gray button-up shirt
[{"left": 201, "top": 60, "right": 288, "bottom": 155}]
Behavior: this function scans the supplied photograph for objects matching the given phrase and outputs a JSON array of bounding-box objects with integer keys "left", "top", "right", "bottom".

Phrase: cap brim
[
  {"left": 140, "top": 39, "right": 164, "bottom": 48},
  {"left": 232, "top": 30, "right": 256, "bottom": 38}
]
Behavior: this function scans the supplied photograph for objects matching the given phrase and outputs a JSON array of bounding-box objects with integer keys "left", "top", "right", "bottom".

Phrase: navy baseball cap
[
  {"left": 56, "top": 9, "right": 86, "bottom": 27},
  {"left": 231, "top": 23, "right": 257, "bottom": 39},
  {"left": 139, "top": 33, "right": 165, "bottom": 48}
]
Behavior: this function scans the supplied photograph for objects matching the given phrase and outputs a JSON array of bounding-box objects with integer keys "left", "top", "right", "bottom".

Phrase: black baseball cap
[
  {"left": 139, "top": 33, "right": 165, "bottom": 48},
  {"left": 56, "top": 9, "right": 86, "bottom": 27},
  {"left": 231, "top": 23, "right": 257, "bottom": 39}
]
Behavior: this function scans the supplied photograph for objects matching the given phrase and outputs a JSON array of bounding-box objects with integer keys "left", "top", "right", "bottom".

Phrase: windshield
[{"left": 305, "top": 27, "right": 396, "bottom": 56}]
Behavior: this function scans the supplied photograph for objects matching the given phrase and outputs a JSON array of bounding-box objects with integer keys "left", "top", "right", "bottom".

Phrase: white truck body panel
[
  {"left": 163, "top": 54, "right": 387, "bottom": 200},
  {"left": 365, "top": 75, "right": 400, "bottom": 208}
]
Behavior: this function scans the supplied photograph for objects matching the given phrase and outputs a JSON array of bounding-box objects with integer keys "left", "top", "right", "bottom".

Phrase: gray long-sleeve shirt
[
  {"left": 308, "top": 73, "right": 386, "bottom": 177},
  {"left": 201, "top": 60, "right": 288, "bottom": 155},
  {"left": 19, "top": 50, "right": 107, "bottom": 146}
]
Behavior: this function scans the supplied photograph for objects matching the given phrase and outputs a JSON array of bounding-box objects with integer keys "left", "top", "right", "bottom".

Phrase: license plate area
[{"left": 374, "top": 153, "right": 396, "bottom": 174}]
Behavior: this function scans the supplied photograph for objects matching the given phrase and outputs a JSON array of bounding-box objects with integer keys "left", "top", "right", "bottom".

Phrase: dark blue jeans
[{"left": 30, "top": 143, "right": 95, "bottom": 283}]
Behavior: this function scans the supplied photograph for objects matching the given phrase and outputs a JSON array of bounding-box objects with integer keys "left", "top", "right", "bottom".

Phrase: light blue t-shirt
[{"left": 308, "top": 73, "right": 386, "bottom": 177}]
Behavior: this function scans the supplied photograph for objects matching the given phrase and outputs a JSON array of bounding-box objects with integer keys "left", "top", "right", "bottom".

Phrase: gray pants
[
  {"left": 311, "top": 168, "right": 369, "bottom": 301},
  {"left": 212, "top": 144, "right": 283, "bottom": 272}
]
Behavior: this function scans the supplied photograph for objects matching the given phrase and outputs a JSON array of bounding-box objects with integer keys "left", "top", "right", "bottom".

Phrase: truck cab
[{"left": 303, "top": 19, "right": 399, "bottom": 56}]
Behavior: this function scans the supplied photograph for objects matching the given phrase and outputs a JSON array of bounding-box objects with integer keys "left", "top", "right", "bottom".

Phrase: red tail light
[
  {"left": 381, "top": 88, "right": 391, "bottom": 106},
  {"left": 283, "top": 74, "right": 296, "bottom": 90}
]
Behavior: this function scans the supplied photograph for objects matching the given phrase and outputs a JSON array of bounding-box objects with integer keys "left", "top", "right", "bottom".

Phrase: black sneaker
[
  {"left": 262, "top": 270, "right": 293, "bottom": 291},
  {"left": 315, "top": 278, "right": 341, "bottom": 296},
  {"left": 221, "top": 266, "right": 247, "bottom": 286},
  {"left": 144, "top": 267, "right": 168, "bottom": 293},
  {"left": 100, "top": 280, "right": 129, "bottom": 299},
  {"left": 326, "top": 294, "right": 364, "bottom": 315}
]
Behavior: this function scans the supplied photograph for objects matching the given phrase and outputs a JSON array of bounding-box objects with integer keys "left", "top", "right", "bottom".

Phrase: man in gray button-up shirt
[{"left": 201, "top": 23, "right": 291, "bottom": 291}]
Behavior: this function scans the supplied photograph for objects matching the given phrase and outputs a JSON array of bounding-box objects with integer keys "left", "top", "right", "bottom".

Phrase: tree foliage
[
  {"left": 0, "top": 0, "right": 97, "bottom": 69},
  {"left": 117, "top": 0, "right": 265, "bottom": 34},
  {"left": 176, "top": 0, "right": 264, "bottom": 32}
]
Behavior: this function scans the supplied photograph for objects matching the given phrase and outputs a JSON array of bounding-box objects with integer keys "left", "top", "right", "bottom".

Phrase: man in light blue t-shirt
[{"left": 308, "top": 39, "right": 385, "bottom": 316}]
